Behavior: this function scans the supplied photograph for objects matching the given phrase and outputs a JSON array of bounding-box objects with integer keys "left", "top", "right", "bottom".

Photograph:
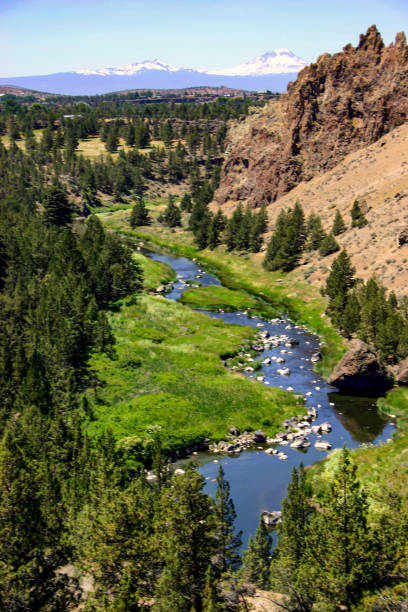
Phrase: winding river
[{"left": 146, "top": 249, "right": 395, "bottom": 547}]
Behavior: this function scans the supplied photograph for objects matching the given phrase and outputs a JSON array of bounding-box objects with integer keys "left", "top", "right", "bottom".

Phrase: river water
[{"left": 146, "top": 250, "right": 394, "bottom": 546}]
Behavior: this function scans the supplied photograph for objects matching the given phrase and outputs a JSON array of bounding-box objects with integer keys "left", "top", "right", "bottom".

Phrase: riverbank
[
  {"left": 85, "top": 253, "right": 302, "bottom": 454},
  {"left": 100, "top": 206, "right": 347, "bottom": 379},
  {"left": 308, "top": 386, "right": 408, "bottom": 513}
]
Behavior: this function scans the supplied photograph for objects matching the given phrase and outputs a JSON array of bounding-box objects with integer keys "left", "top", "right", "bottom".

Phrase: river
[{"left": 145, "top": 249, "right": 394, "bottom": 547}]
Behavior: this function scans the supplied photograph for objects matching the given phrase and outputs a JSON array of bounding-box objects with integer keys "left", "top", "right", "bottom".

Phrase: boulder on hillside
[
  {"left": 328, "top": 339, "right": 394, "bottom": 396},
  {"left": 396, "top": 357, "right": 408, "bottom": 385},
  {"left": 397, "top": 227, "right": 408, "bottom": 247}
]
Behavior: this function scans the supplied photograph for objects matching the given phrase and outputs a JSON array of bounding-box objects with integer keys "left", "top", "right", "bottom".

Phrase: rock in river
[
  {"left": 253, "top": 430, "right": 267, "bottom": 443},
  {"left": 328, "top": 339, "right": 394, "bottom": 396},
  {"left": 262, "top": 510, "right": 282, "bottom": 526}
]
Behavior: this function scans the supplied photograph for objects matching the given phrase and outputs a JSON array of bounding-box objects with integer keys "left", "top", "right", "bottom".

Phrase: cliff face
[{"left": 215, "top": 26, "right": 408, "bottom": 208}]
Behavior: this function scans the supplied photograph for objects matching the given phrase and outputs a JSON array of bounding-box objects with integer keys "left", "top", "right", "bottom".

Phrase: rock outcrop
[
  {"left": 396, "top": 357, "right": 408, "bottom": 385},
  {"left": 215, "top": 26, "right": 408, "bottom": 208},
  {"left": 328, "top": 339, "right": 394, "bottom": 396}
]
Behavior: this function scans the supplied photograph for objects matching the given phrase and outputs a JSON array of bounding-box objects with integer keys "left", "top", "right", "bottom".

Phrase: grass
[
  {"left": 309, "top": 386, "right": 408, "bottom": 516},
  {"left": 180, "top": 286, "right": 262, "bottom": 312},
  {"left": 132, "top": 252, "right": 176, "bottom": 291},
  {"left": 86, "top": 294, "right": 302, "bottom": 452},
  {"left": 99, "top": 205, "right": 347, "bottom": 379}
]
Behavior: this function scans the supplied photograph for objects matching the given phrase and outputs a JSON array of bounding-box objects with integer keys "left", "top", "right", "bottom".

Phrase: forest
[{"left": 0, "top": 91, "right": 407, "bottom": 611}]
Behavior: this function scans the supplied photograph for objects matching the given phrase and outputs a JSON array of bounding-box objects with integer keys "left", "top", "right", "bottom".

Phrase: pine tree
[
  {"left": 212, "top": 465, "right": 242, "bottom": 573},
  {"left": 106, "top": 125, "right": 119, "bottom": 153},
  {"left": 306, "top": 213, "right": 326, "bottom": 251},
  {"left": 332, "top": 209, "right": 347, "bottom": 235},
  {"left": 224, "top": 204, "right": 244, "bottom": 251},
  {"left": 180, "top": 193, "right": 193, "bottom": 212},
  {"left": 319, "top": 233, "right": 340, "bottom": 257},
  {"left": 351, "top": 200, "right": 368, "bottom": 228},
  {"left": 43, "top": 183, "right": 73, "bottom": 227},
  {"left": 0, "top": 425, "right": 78, "bottom": 610},
  {"left": 310, "top": 448, "right": 380, "bottom": 609},
  {"left": 130, "top": 199, "right": 151, "bottom": 227},
  {"left": 240, "top": 518, "right": 272, "bottom": 589},
  {"left": 342, "top": 291, "right": 361, "bottom": 338},
  {"left": 162, "top": 196, "right": 182, "bottom": 228},
  {"left": 270, "top": 464, "right": 316, "bottom": 611},
  {"left": 325, "top": 250, "right": 356, "bottom": 328}
]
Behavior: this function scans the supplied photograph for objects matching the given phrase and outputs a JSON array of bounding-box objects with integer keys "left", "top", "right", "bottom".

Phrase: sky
[{"left": 1, "top": 0, "right": 408, "bottom": 77}]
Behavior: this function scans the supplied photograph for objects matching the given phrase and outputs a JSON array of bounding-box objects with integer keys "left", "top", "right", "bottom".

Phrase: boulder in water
[{"left": 328, "top": 340, "right": 394, "bottom": 396}]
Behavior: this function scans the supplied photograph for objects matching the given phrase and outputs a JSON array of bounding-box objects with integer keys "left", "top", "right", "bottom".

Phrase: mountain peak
[
  {"left": 205, "top": 49, "right": 309, "bottom": 76},
  {"left": 76, "top": 58, "right": 179, "bottom": 76}
]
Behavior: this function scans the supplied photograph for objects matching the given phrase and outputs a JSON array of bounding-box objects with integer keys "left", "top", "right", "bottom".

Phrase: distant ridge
[{"left": 0, "top": 50, "right": 309, "bottom": 96}]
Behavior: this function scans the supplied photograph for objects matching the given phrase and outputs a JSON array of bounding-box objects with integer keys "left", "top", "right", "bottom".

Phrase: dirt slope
[{"left": 248, "top": 122, "right": 408, "bottom": 296}]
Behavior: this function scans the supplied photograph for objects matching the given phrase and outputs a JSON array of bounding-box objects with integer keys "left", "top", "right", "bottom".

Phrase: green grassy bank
[
  {"left": 86, "top": 254, "right": 302, "bottom": 452},
  {"left": 100, "top": 207, "right": 347, "bottom": 379}
]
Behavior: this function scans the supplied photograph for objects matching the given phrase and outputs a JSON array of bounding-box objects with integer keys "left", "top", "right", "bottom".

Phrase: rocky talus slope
[{"left": 215, "top": 26, "right": 408, "bottom": 207}]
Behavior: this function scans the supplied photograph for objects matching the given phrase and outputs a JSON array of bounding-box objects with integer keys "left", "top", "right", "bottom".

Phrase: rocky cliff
[{"left": 215, "top": 26, "right": 408, "bottom": 208}]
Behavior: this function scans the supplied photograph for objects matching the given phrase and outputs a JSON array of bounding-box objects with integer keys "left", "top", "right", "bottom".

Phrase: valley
[{"left": 1, "top": 22, "right": 408, "bottom": 611}]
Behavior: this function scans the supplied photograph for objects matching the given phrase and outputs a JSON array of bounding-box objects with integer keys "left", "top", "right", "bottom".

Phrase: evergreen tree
[
  {"left": 224, "top": 204, "right": 244, "bottom": 251},
  {"left": 212, "top": 466, "right": 242, "bottom": 573},
  {"left": 319, "top": 233, "right": 340, "bottom": 257},
  {"left": 43, "top": 183, "right": 73, "bottom": 227},
  {"left": 240, "top": 518, "right": 272, "bottom": 589},
  {"left": 324, "top": 250, "right": 356, "bottom": 328},
  {"left": 263, "top": 203, "right": 306, "bottom": 272},
  {"left": 162, "top": 196, "right": 182, "bottom": 228},
  {"left": 0, "top": 425, "right": 78, "bottom": 611},
  {"left": 351, "top": 200, "right": 368, "bottom": 228},
  {"left": 180, "top": 193, "right": 193, "bottom": 212},
  {"left": 130, "top": 199, "right": 151, "bottom": 227},
  {"left": 270, "top": 464, "right": 315, "bottom": 612},
  {"left": 306, "top": 213, "right": 326, "bottom": 251},
  {"left": 332, "top": 209, "right": 347, "bottom": 235},
  {"left": 106, "top": 125, "right": 119, "bottom": 153},
  {"left": 310, "top": 448, "right": 380, "bottom": 609},
  {"left": 342, "top": 291, "right": 361, "bottom": 338}
]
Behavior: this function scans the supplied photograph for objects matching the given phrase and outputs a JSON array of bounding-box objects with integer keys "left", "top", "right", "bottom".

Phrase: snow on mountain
[
  {"left": 204, "top": 50, "right": 309, "bottom": 76},
  {"left": 75, "top": 50, "right": 309, "bottom": 78},
  {"left": 76, "top": 59, "right": 179, "bottom": 76}
]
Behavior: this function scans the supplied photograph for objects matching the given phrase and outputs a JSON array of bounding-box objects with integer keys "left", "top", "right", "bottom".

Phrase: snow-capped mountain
[
  {"left": 76, "top": 59, "right": 179, "bottom": 76},
  {"left": 0, "top": 50, "right": 309, "bottom": 96},
  {"left": 204, "top": 49, "right": 309, "bottom": 76}
]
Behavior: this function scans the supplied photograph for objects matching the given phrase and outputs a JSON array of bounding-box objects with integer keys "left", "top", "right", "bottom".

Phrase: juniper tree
[
  {"left": 43, "top": 183, "right": 73, "bottom": 227},
  {"left": 332, "top": 209, "right": 347, "bottom": 235},
  {"left": 319, "top": 233, "right": 340, "bottom": 257},
  {"left": 351, "top": 199, "right": 368, "bottom": 228}
]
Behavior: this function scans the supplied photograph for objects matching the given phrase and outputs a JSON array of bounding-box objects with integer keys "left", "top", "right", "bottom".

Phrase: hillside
[
  {"left": 215, "top": 26, "right": 408, "bottom": 207},
  {"left": 251, "top": 122, "right": 408, "bottom": 296}
]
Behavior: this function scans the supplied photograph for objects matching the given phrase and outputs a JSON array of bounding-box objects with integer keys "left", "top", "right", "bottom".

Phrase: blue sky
[{"left": 1, "top": 0, "right": 407, "bottom": 76}]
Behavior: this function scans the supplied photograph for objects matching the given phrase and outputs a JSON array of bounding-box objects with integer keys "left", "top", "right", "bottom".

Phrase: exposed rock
[
  {"left": 215, "top": 27, "right": 408, "bottom": 208},
  {"left": 253, "top": 430, "right": 267, "bottom": 443},
  {"left": 229, "top": 426, "right": 241, "bottom": 437},
  {"left": 328, "top": 339, "right": 394, "bottom": 395},
  {"left": 277, "top": 367, "right": 290, "bottom": 376},
  {"left": 397, "top": 227, "right": 408, "bottom": 247},
  {"left": 311, "top": 351, "right": 321, "bottom": 363},
  {"left": 261, "top": 510, "right": 282, "bottom": 526},
  {"left": 396, "top": 357, "right": 408, "bottom": 385},
  {"left": 315, "top": 440, "right": 332, "bottom": 451}
]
